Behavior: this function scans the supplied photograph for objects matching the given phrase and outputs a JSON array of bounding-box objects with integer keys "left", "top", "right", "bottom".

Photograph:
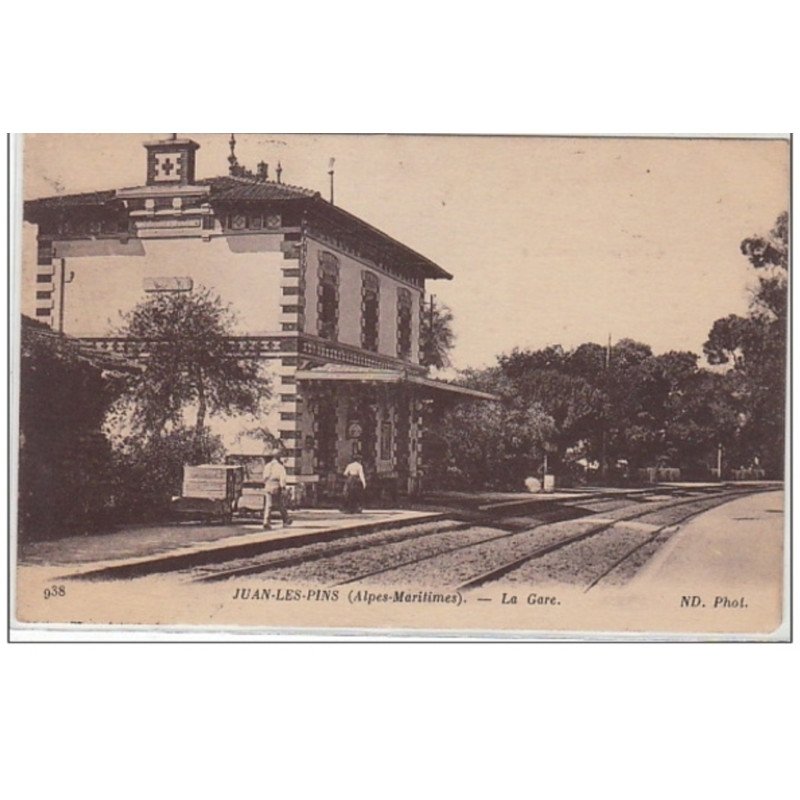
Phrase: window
[
  {"left": 36, "top": 274, "right": 51, "bottom": 283},
  {"left": 317, "top": 252, "right": 339, "bottom": 340},
  {"left": 397, "top": 288, "right": 413, "bottom": 360},
  {"left": 316, "top": 396, "right": 338, "bottom": 474},
  {"left": 380, "top": 420, "right": 393, "bottom": 462},
  {"left": 361, "top": 271, "right": 380, "bottom": 352}
]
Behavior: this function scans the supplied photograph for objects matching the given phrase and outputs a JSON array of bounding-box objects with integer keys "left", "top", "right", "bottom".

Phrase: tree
[
  {"left": 740, "top": 210, "right": 788, "bottom": 324},
  {"left": 566, "top": 342, "right": 607, "bottom": 378},
  {"left": 602, "top": 340, "right": 663, "bottom": 471},
  {"left": 703, "top": 212, "right": 788, "bottom": 477},
  {"left": 428, "top": 367, "right": 558, "bottom": 489},
  {"left": 448, "top": 339, "right": 740, "bottom": 488},
  {"left": 19, "top": 317, "right": 134, "bottom": 540},
  {"left": 654, "top": 352, "right": 738, "bottom": 473},
  {"left": 111, "top": 426, "right": 226, "bottom": 521},
  {"left": 116, "top": 287, "right": 270, "bottom": 456},
  {"left": 703, "top": 314, "right": 759, "bottom": 367},
  {"left": 741, "top": 210, "right": 788, "bottom": 319},
  {"left": 500, "top": 361, "right": 604, "bottom": 467},
  {"left": 420, "top": 299, "right": 455, "bottom": 369},
  {"left": 500, "top": 345, "right": 567, "bottom": 377}
]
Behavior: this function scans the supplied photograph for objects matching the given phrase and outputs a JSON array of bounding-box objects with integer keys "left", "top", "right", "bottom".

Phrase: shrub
[
  {"left": 111, "top": 427, "right": 225, "bottom": 522},
  {"left": 18, "top": 318, "right": 129, "bottom": 542}
]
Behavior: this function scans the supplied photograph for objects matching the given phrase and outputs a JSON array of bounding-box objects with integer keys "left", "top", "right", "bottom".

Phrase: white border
[
  {"left": 7, "top": 132, "right": 791, "bottom": 643},
  {"left": 3, "top": 5, "right": 798, "bottom": 799}
]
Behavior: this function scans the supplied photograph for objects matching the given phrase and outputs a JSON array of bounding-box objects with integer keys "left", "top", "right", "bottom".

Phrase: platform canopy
[{"left": 295, "top": 364, "right": 497, "bottom": 401}]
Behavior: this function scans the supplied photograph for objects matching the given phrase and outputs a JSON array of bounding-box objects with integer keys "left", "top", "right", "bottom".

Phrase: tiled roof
[
  {"left": 199, "top": 176, "right": 320, "bottom": 201},
  {"left": 316, "top": 199, "right": 452, "bottom": 279},
  {"left": 23, "top": 175, "right": 452, "bottom": 280},
  {"left": 24, "top": 188, "right": 122, "bottom": 212},
  {"left": 24, "top": 178, "right": 316, "bottom": 213}
]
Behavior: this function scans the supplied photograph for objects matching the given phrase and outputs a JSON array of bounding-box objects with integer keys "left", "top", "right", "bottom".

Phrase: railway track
[
  {"left": 190, "top": 492, "right": 656, "bottom": 584},
  {"left": 186, "top": 488, "right": 636, "bottom": 583},
  {"left": 460, "top": 491, "right": 746, "bottom": 592},
  {"left": 190, "top": 519, "right": 470, "bottom": 583},
  {"left": 336, "top": 489, "right": 749, "bottom": 591},
  {"left": 190, "top": 486, "right": 757, "bottom": 589}
]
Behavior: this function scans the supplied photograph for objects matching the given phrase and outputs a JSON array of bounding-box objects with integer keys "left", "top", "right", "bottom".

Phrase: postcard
[{"left": 10, "top": 133, "right": 790, "bottom": 639}]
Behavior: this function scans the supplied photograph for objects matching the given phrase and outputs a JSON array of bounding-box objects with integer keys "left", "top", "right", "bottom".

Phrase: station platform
[
  {"left": 16, "top": 487, "right": 618, "bottom": 572},
  {"left": 628, "top": 489, "right": 785, "bottom": 590},
  {"left": 18, "top": 481, "right": 781, "bottom": 581},
  {"left": 18, "top": 508, "right": 442, "bottom": 576}
]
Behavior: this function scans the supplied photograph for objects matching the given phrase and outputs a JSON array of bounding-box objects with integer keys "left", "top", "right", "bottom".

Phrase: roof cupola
[{"left": 144, "top": 134, "right": 200, "bottom": 186}]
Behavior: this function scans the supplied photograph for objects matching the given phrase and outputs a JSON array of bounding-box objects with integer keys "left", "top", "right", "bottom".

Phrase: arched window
[
  {"left": 361, "top": 271, "right": 380, "bottom": 352},
  {"left": 396, "top": 287, "right": 413, "bottom": 360},
  {"left": 317, "top": 252, "right": 339, "bottom": 341}
]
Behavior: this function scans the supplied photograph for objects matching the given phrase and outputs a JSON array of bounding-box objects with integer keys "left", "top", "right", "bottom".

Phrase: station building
[{"left": 23, "top": 135, "right": 492, "bottom": 504}]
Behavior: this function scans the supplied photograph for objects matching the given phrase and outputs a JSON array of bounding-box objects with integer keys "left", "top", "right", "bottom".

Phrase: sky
[{"left": 20, "top": 133, "right": 789, "bottom": 371}]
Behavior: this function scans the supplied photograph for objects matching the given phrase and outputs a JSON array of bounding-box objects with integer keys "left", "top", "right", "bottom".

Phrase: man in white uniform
[{"left": 263, "top": 449, "right": 292, "bottom": 530}]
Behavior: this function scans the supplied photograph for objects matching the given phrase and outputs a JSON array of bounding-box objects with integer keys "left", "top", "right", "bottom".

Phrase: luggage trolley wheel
[{"left": 221, "top": 498, "right": 238, "bottom": 525}]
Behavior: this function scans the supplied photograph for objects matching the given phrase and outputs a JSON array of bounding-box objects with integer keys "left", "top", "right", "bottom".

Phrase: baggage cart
[{"left": 171, "top": 464, "right": 244, "bottom": 523}]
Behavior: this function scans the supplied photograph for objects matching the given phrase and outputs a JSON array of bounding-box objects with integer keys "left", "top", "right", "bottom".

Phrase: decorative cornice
[
  {"left": 76, "top": 333, "right": 424, "bottom": 373},
  {"left": 79, "top": 335, "right": 299, "bottom": 358},
  {"left": 298, "top": 334, "right": 425, "bottom": 374}
]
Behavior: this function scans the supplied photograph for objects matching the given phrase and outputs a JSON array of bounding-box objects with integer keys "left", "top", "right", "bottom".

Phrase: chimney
[
  {"left": 144, "top": 134, "right": 200, "bottom": 186},
  {"left": 257, "top": 161, "right": 269, "bottom": 181},
  {"left": 276, "top": 162, "right": 283, "bottom": 184},
  {"left": 228, "top": 133, "right": 238, "bottom": 175}
]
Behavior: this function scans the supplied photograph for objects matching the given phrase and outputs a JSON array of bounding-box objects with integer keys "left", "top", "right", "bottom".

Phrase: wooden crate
[
  {"left": 182, "top": 464, "right": 243, "bottom": 502},
  {"left": 238, "top": 486, "right": 266, "bottom": 512}
]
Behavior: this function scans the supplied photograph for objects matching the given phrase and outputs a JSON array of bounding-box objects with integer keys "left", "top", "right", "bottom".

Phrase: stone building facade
[{"left": 23, "top": 135, "right": 492, "bottom": 504}]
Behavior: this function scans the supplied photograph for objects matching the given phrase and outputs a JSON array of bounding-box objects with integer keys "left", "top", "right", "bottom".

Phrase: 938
[{"left": 43, "top": 585, "right": 66, "bottom": 600}]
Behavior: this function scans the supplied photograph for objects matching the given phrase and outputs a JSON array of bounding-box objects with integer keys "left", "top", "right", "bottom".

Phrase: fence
[{"left": 637, "top": 467, "right": 682, "bottom": 484}]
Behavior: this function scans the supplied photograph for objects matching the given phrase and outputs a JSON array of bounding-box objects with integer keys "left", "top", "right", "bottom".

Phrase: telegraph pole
[
  {"left": 57, "top": 258, "right": 75, "bottom": 334},
  {"left": 600, "top": 333, "right": 611, "bottom": 480}
]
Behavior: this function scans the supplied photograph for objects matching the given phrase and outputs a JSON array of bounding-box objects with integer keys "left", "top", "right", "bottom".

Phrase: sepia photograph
[{"left": 10, "top": 132, "right": 790, "bottom": 638}]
